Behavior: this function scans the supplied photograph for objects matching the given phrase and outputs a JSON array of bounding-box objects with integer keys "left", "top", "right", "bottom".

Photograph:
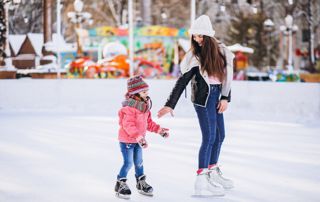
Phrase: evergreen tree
[
  {"left": 0, "top": 1, "right": 6, "bottom": 59},
  {"left": 227, "top": 9, "right": 279, "bottom": 70},
  {"left": 0, "top": 1, "right": 7, "bottom": 66}
]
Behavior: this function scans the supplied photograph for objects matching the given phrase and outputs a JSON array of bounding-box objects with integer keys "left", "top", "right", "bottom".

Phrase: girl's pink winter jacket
[{"left": 118, "top": 106, "right": 160, "bottom": 143}]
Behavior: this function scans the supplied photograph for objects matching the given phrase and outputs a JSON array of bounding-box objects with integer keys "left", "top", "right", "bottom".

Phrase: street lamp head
[
  {"left": 220, "top": 5, "right": 226, "bottom": 12},
  {"left": 279, "top": 25, "right": 286, "bottom": 32},
  {"left": 70, "top": 18, "right": 78, "bottom": 24},
  {"left": 23, "top": 16, "right": 29, "bottom": 24},
  {"left": 74, "top": 0, "right": 84, "bottom": 12},
  {"left": 161, "top": 12, "right": 167, "bottom": 20},
  {"left": 67, "top": 12, "right": 76, "bottom": 19},
  {"left": 252, "top": 6, "right": 258, "bottom": 14},
  {"left": 13, "top": 0, "right": 21, "bottom": 4},
  {"left": 285, "top": 15, "right": 293, "bottom": 28},
  {"left": 82, "top": 12, "right": 92, "bottom": 19},
  {"left": 264, "top": 19, "right": 274, "bottom": 28}
]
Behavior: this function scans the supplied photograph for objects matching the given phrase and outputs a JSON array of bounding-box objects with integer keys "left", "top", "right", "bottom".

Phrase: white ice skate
[
  {"left": 193, "top": 169, "right": 225, "bottom": 197},
  {"left": 208, "top": 166, "right": 234, "bottom": 189}
]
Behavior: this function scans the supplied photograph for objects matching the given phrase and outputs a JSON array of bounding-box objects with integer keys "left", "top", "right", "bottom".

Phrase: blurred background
[
  {"left": 0, "top": 0, "right": 320, "bottom": 82},
  {"left": 0, "top": 1, "right": 320, "bottom": 202}
]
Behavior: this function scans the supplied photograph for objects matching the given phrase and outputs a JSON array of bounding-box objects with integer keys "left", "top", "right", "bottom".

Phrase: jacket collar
[{"left": 180, "top": 51, "right": 200, "bottom": 74}]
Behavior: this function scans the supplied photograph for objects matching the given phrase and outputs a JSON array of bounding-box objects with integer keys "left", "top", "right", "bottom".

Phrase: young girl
[
  {"left": 115, "top": 75, "right": 169, "bottom": 199},
  {"left": 158, "top": 15, "right": 235, "bottom": 196}
]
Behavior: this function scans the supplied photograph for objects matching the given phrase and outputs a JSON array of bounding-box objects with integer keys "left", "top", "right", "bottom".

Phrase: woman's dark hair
[{"left": 191, "top": 35, "right": 226, "bottom": 82}]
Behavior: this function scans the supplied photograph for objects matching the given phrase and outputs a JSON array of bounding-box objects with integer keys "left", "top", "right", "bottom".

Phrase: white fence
[{"left": 0, "top": 79, "right": 319, "bottom": 123}]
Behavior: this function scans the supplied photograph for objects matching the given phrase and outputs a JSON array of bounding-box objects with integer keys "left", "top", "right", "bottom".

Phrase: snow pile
[
  {"left": 0, "top": 67, "right": 16, "bottom": 72},
  {"left": 8, "top": 35, "right": 26, "bottom": 56}
]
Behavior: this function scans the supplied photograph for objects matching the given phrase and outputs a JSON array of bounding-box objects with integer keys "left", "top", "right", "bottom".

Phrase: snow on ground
[{"left": 0, "top": 113, "right": 319, "bottom": 202}]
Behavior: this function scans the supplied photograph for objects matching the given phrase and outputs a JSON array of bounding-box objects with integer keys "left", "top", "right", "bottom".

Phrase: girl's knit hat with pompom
[
  {"left": 123, "top": 75, "right": 151, "bottom": 112},
  {"left": 127, "top": 75, "right": 149, "bottom": 95}
]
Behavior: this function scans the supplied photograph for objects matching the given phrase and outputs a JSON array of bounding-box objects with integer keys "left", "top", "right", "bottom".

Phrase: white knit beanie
[{"left": 189, "top": 15, "right": 215, "bottom": 37}]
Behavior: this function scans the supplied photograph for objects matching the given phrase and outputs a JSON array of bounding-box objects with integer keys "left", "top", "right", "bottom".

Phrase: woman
[{"left": 157, "top": 15, "right": 234, "bottom": 196}]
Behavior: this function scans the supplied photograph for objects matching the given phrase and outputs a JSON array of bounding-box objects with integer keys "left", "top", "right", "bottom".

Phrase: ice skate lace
[
  {"left": 207, "top": 175, "right": 221, "bottom": 187},
  {"left": 215, "top": 167, "right": 229, "bottom": 181},
  {"left": 216, "top": 167, "right": 223, "bottom": 176},
  {"left": 139, "top": 180, "right": 150, "bottom": 188},
  {"left": 119, "top": 181, "right": 129, "bottom": 192}
]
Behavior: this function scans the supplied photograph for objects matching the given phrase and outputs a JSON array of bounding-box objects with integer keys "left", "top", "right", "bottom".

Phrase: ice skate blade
[
  {"left": 138, "top": 190, "right": 153, "bottom": 197},
  {"left": 223, "top": 185, "right": 234, "bottom": 190},
  {"left": 192, "top": 194, "right": 221, "bottom": 198},
  {"left": 115, "top": 192, "right": 130, "bottom": 200},
  {"left": 191, "top": 194, "right": 224, "bottom": 198}
]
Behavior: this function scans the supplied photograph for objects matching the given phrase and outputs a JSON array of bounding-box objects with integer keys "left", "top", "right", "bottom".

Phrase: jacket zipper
[{"left": 194, "top": 67, "right": 211, "bottom": 107}]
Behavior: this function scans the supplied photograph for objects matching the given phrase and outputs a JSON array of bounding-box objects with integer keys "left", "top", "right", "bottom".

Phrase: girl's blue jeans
[
  {"left": 194, "top": 84, "right": 225, "bottom": 169},
  {"left": 117, "top": 142, "right": 144, "bottom": 179}
]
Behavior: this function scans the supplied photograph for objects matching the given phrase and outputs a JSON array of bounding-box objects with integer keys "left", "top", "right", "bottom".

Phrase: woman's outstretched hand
[
  {"left": 217, "top": 100, "right": 228, "bottom": 113},
  {"left": 157, "top": 106, "right": 174, "bottom": 118}
]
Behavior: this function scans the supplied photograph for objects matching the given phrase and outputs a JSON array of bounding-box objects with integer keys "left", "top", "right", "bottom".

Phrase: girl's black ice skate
[
  {"left": 136, "top": 175, "right": 153, "bottom": 196},
  {"left": 115, "top": 178, "right": 131, "bottom": 199}
]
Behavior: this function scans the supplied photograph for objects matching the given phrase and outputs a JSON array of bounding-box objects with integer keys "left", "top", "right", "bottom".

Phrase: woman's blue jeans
[
  {"left": 117, "top": 142, "right": 144, "bottom": 179},
  {"left": 194, "top": 84, "right": 225, "bottom": 169}
]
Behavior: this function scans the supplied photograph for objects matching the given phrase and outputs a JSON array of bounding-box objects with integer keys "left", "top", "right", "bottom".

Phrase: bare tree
[
  {"left": 62, "top": 0, "right": 127, "bottom": 42},
  {"left": 0, "top": 1, "right": 6, "bottom": 60},
  {"left": 140, "top": 0, "right": 152, "bottom": 26},
  {"left": 9, "top": 0, "right": 42, "bottom": 34}
]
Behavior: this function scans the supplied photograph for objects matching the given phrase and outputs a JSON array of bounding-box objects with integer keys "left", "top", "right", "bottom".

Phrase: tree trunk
[
  {"left": 0, "top": 2, "right": 7, "bottom": 61},
  {"left": 42, "top": 0, "right": 54, "bottom": 63},
  {"left": 141, "top": 0, "right": 152, "bottom": 26},
  {"left": 307, "top": 0, "right": 315, "bottom": 72},
  {"left": 43, "top": 0, "right": 52, "bottom": 48}
]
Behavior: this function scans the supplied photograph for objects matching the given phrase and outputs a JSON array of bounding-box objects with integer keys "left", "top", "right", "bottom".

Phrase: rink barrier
[{"left": 0, "top": 79, "right": 319, "bottom": 122}]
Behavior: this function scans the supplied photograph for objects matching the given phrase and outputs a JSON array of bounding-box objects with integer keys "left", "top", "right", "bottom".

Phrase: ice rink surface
[{"left": 1, "top": 113, "right": 319, "bottom": 202}]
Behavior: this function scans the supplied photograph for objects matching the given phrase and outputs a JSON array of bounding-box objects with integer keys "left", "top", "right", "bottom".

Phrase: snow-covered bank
[
  {"left": 0, "top": 115, "right": 319, "bottom": 202},
  {"left": 0, "top": 79, "right": 319, "bottom": 122}
]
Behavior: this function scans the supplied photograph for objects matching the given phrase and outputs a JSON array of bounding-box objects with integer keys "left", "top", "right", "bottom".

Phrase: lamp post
[
  {"left": 0, "top": 0, "right": 20, "bottom": 69},
  {"left": 190, "top": 0, "right": 196, "bottom": 26},
  {"left": 67, "top": 0, "right": 92, "bottom": 57},
  {"left": 160, "top": 8, "right": 168, "bottom": 25},
  {"left": 280, "top": 15, "right": 298, "bottom": 72},
  {"left": 128, "top": 0, "right": 133, "bottom": 77},
  {"left": 264, "top": 18, "right": 274, "bottom": 68}
]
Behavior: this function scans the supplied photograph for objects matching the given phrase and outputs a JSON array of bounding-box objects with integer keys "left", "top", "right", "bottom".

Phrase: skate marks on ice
[
  {"left": 190, "top": 188, "right": 235, "bottom": 200},
  {"left": 0, "top": 115, "right": 320, "bottom": 202},
  {"left": 115, "top": 192, "right": 130, "bottom": 200},
  {"left": 137, "top": 190, "right": 154, "bottom": 197},
  {"left": 191, "top": 194, "right": 224, "bottom": 198},
  {"left": 115, "top": 192, "right": 131, "bottom": 200},
  {"left": 115, "top": 190, "right": 154, "bottom": 200}
]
